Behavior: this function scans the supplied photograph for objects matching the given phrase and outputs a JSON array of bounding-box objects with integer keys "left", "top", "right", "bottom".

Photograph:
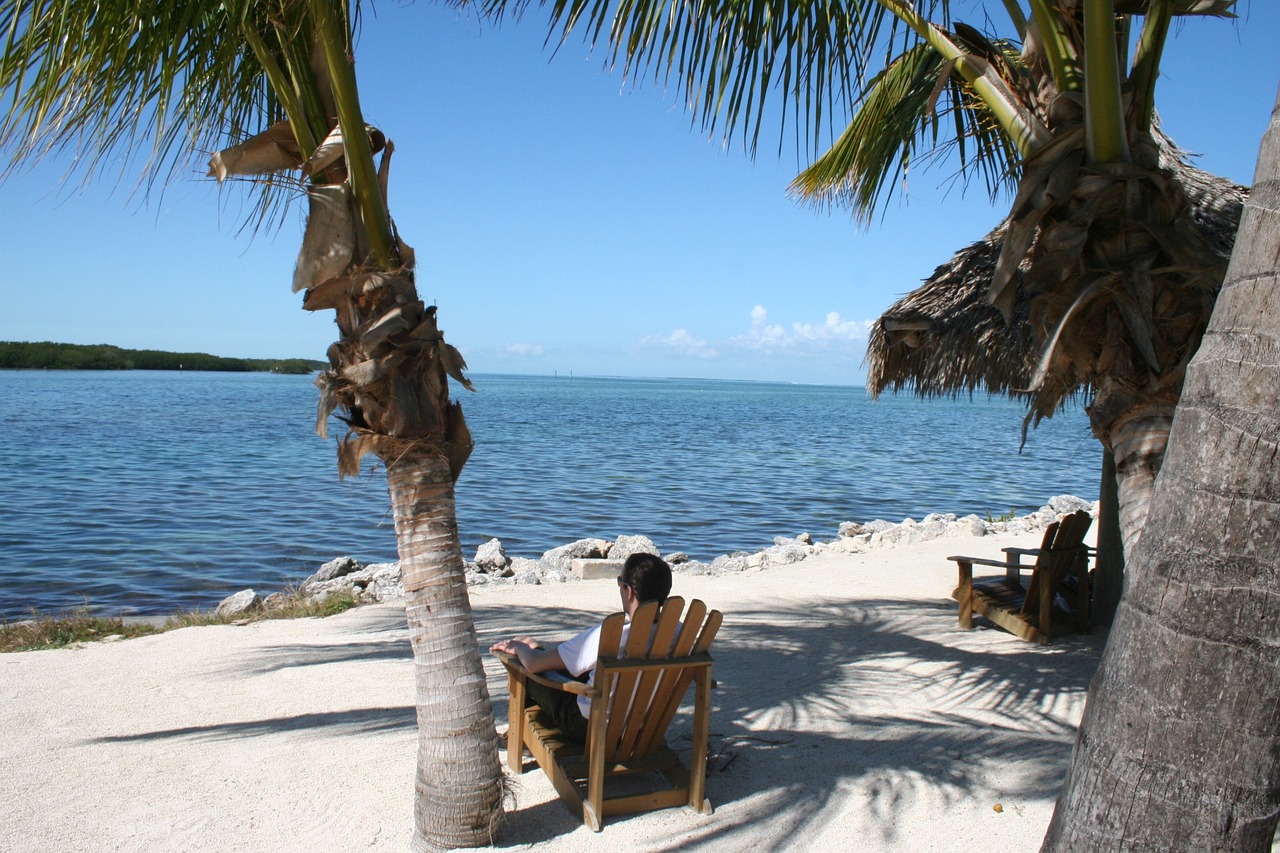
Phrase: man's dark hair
[{"left": 621, "top": 553, "right": 672, "bottom": 604}]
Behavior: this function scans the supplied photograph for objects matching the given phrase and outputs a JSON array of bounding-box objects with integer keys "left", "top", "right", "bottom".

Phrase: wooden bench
[{"left": 949, "top": 510, "right": 1093, "bottom": 644}]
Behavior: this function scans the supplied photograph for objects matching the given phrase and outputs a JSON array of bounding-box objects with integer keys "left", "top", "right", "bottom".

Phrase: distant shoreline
[{"left": 0, "top": 341, "right": 325, "bottom": 374}]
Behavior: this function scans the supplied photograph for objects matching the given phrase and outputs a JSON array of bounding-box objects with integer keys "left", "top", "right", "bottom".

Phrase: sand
[{"left": 0, "top": 529, "right": 1105, "bottom": 853}]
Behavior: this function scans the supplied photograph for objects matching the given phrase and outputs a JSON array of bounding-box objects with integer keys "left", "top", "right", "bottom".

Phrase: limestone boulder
[
  {"left": 611, "top": 535, "right": 660, "bottom": 561},
  {"left": 542, "top": 538, "right": 611, "bottom": 572},
  {"left": 217, "top": 589, "right": 262, "bottom": 618},
  {"left": 474, "top": 539, "right": 509, "bottom": 572}
]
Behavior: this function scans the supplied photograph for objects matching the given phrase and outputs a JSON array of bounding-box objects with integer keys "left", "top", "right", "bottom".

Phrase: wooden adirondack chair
[
  {"left": 949, "top": 510, "right": 1093, "bottom": 644},
  {"left": 495, "top": 596, "right": 721, "bottom": 831}
]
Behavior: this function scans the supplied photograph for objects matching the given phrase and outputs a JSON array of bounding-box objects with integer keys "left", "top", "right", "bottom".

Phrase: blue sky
[{"left": 4, "top": 2, "right": 1277, "bottom": 386}]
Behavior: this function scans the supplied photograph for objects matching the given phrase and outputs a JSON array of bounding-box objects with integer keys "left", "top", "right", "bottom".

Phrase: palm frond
[
  {"left": 788, "top": 43, "right": 944, "bottom": 216},
  {"left": 490, "top": 0, "right": 955, "bottom": 158},
  {"left": 0, "top": 0, "right": 341, "bottom": 231},
  {"left": 789, "top": 40, "right": 1022, "bottom": 220},
  {"left": 1129, "top": 0, "right": 1173, "bottom": 132},
  {"left": 1, "top": 0, "right": 262, "bottom": 179}
]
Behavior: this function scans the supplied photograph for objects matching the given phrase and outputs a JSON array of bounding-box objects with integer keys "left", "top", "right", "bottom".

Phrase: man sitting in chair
[{"left": 489, "top": 552, "right": 673, "bottom": 744}]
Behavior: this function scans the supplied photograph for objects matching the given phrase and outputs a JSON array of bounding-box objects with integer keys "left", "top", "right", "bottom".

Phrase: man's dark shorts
[{"left": 525, "top": 678, "right": 588, "bottom": 743}]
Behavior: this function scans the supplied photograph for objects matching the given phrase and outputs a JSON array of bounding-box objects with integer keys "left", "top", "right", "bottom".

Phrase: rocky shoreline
[{"left": 216, "top": 495, "right": 1098, "bottom": 617}]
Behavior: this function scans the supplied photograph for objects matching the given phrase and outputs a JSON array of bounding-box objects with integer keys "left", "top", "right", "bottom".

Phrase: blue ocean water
[{"left": 0, "top": 370, "right": 1100, "bottom": 618}]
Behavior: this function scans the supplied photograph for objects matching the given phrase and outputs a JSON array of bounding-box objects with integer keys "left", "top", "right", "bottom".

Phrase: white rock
[
  {"left": 542, "top": 538, "right": 610, "bottom": 572},
  {"left": 765, "top": 544, "right": 808, "bottom": 566},
  {"left": 918, "top": 520, "right": 947, "bottom": 540},
  {"left": 710, "top": 554, "right": 749, "bottom": 574},
  {"left": 611, "top": 535, "right": 660, "bottom": 561},
  {"left": 217, "top": 589, "right": 262, "bottom": 618},
  {"left": 1047, "top": 494, "right": 1094, "bottom": 515},
  {"left": 302, "top": 556, "right": 362, "bottom": 592},
  {"left": 571, "top": 558, "right": 622, "bottom": 581},
  {"left": 474, "top": 539, "right": 509, "bottom": 571}
]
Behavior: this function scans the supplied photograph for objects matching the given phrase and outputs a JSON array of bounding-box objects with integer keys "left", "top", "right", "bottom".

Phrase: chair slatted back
[
  {"left": 635, "top": 606, "right": 721, "bottom": 757},
  {"left": 594, "top": 597, "right": 720, "bottom": 764},
  {"left": 1021, "top": 510, "right": 1093, "bottom": 617}
]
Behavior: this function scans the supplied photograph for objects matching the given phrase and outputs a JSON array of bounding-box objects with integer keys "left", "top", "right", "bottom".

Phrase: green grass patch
[{"left": 1, "top": 589, "right": 363, "bottom": 653}]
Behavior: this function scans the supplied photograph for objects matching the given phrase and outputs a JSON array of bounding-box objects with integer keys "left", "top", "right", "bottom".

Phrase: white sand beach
[{"left": 0, "top": 528, "right": 1105, "bottom": 853}]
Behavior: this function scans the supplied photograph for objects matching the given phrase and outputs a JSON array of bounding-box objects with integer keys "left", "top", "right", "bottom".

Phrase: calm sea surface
[{"left": 0, "top": 371, "right": 1100, "bottom": 618}]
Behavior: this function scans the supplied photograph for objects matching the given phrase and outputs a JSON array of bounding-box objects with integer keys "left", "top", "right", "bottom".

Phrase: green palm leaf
[
  {"left": 789, "top": 40, "right": 1021, "bottom": 220},
  {"left": 0, "top": 0, "right": 273, "bottom": 185},
  {"left": 501, "top": 0, "right": 931, "bottom": 156},
  {"left": 788, "top": 44, "right": 944, "bottom": 215}
]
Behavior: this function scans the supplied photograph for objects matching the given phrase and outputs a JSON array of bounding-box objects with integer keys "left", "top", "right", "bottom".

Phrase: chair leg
[
  {"left": 956, "top": 560, "right": 974, "bottom": 629},
  {"left": 507, "top": 672, "right": 527, "bottom": 773},
  {"left": 584, "top": 678, "right": 610, "bottom": 832},
  {"left": 1038, "top": 567, "right": 1054, "bottom": 641},
  {"left": 1076, "top": 551, "right": 1091, "bottom": 631},
  {"left": 688, "top": 667, "right": 713, "bottom": 814}
]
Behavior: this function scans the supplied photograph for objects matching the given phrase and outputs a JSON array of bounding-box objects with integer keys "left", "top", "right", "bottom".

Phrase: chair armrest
[
  {"left": 948, "top": 555, "right": 1020, "bottom": 570},
  {"left": 494, "top": 650, "right": 595, "bottom": 696}
]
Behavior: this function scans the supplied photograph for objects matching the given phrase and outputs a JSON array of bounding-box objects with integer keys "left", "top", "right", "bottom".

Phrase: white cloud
[
  {"left": 502, "top": 343, "right": 544, "bottom": 358},
  {"left": 635, "top": 306, "right": 871, "bottom": 380},
  {"left": 731, "top": 305, "right": 872, "bottom": 352},
  {"left": 640, "top": 328, "right": 718, "bottom": 358},
  {"left": 791, "top": 311, "right": 871, "bottom": 342}
]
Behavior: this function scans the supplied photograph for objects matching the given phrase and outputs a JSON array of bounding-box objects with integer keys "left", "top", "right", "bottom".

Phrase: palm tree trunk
[
  {"left": 1042, "top": 90, "right": 1280, "bottom": 851},
  {"left": 1090, "top": 448, "right": 1124, "bottom": 626},
  {"left": 1092, "top": 400, "right": 1175, "bottom": 559},
  {"left": 389, "top": 448, "right": 505, "bottom": 851}
]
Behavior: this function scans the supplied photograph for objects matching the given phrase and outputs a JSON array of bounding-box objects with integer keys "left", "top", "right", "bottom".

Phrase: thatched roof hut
[
  {"left": 866, "top": 161, "right": 1247, "bottom": 410},
  {"left": 867, "top": 221, "right": 1035, "bottom": 401}
]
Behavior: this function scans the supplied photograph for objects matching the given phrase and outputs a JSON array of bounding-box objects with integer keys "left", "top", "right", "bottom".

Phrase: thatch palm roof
[
  {"left": 866, "top": 161, "right": 1247, "bottom": 410},
  {"left": 867, "top": 221, "right": 1034, "bottom": 400}
]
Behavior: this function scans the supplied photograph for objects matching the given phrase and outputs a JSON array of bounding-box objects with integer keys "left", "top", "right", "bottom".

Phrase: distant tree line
[{"left": 0, "top": 341, "right": 325, "bottom": 374}]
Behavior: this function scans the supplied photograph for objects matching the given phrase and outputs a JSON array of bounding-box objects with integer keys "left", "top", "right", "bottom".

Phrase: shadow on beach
[
  {"left": 73, "top": 592, "right": 1102, "bottom": 850},
  {"left": 472, "top": 595, "right": 1104, "bottom": 850}
]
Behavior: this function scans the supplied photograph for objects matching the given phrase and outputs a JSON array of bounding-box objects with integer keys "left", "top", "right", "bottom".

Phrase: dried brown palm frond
[{"left": 867, "top": 221, "right": 1039, "bottom": 402}]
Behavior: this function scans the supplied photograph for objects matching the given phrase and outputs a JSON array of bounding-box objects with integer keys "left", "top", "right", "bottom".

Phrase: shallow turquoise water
[{"left": 0, "top": 371, "right": 1099, "bottom": 616}]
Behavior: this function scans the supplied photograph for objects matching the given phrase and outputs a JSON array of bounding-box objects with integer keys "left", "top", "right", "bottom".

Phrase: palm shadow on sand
[
  {"left": 474, "top": 594, "right": 1104, "bottom": 849},
  {"left": 84, "top": 591, "right": 1102, "bottom": 849}
]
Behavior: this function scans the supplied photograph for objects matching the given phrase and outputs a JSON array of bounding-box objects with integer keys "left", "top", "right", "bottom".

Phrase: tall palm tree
[
  {"left": 0, "top": 1, "right": 504, "bottom": 847},
  {"left": 1043, "top": 87, "right": 1280, "bottom": 851},
  {"left": 504, "top": 0, "right": 1237, "bottom": 558}
]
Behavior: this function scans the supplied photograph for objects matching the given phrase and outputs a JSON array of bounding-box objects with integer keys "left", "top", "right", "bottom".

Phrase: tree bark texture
[
  {"left": 1100, "top": 402, "right": 1175, "bottom": 559},
  {"left": 1043, "top": 90, "right": 1280, "bottom": 851},
  {"left": 1092, "top": 448, "right": 1125, "bottom": 626},
  {"left": 391, "top": 450, "right": 505, "bottom": 852}
]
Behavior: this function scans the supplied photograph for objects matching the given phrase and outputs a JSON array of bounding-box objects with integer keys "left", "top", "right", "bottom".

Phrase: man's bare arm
[{"left": 490, "top": 638, "right": 566, "bottom": 674}]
